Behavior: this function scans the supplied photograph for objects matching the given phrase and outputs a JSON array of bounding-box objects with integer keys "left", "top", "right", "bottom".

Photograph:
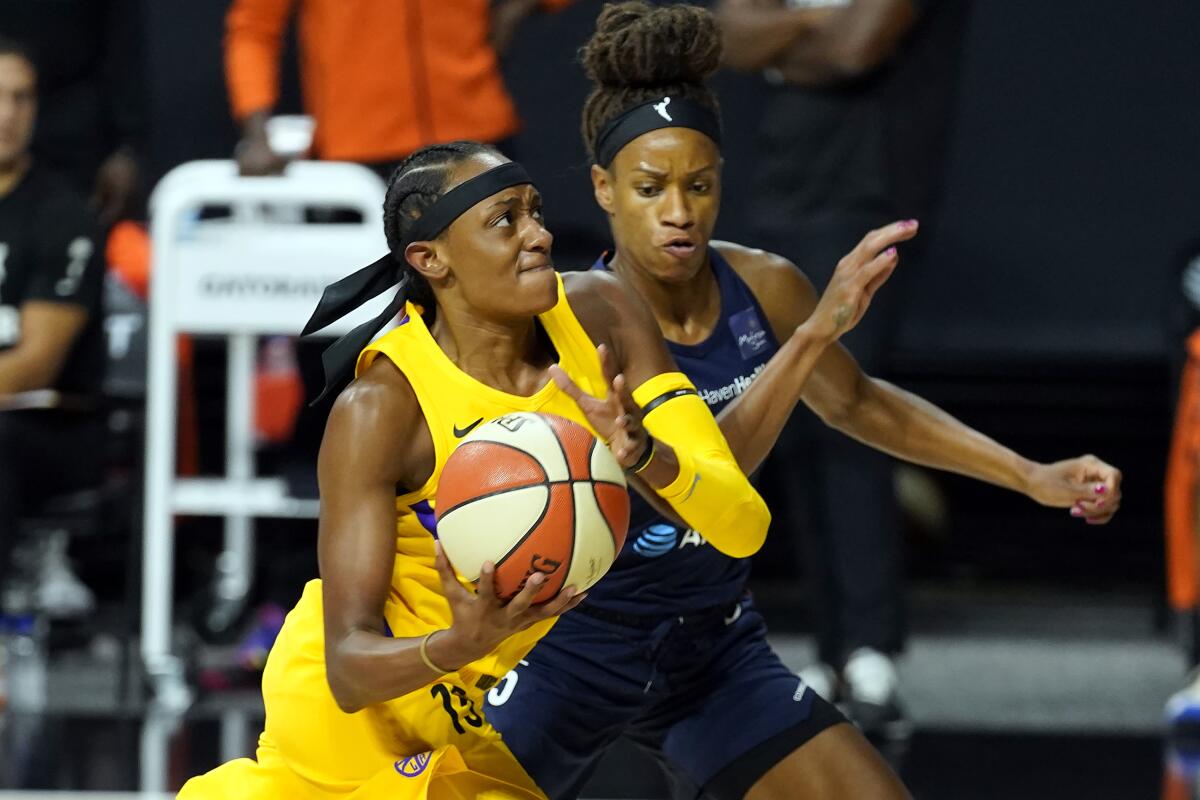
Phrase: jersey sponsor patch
[
  {"left": 697, "top": 364, "right": 765, "bottom": 406},
  {"left": 631, "top": 524, "right": 709, "bottom": 558},
  {"left": 728, "top": 307, "right": 770, "bottom": 360},
  {"left": 394, "top": 752, "right": 432, "bottom": 777},
  {"left": 632, "top": 523, "right": 679, "bottom": 558}
]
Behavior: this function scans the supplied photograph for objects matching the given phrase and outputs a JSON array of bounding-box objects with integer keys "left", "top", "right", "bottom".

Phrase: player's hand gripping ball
[{"left": 435, "top": 412, "right": 631, "bottom": 604}]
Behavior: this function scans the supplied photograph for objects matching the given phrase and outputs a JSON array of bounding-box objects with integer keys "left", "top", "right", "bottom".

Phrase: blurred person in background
[
  {"left": 225, "top": 0, "right": 570, "bottom": 179},
  {"left": 0, "top": 0, "right": 145, "bottom": 228},
  {"left": 1163, "top": 243, "right": 1200, "bottom": 733},
  {"left": 215, "top": 0, "right": 570, "bottom": 678},
  {"left": 716, "top": 0, "right": 972, "bottom": 735},
  {"left": 0, "top": 38, "right": 107, "bottom": 618}
]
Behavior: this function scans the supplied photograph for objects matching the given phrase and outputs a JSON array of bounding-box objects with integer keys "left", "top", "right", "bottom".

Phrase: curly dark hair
[
  {"left": 579, "top": 2, "right": 722, "bottom": 164},
  {"left": 382, "top": 140, "right": 502, "bottom": 319}
]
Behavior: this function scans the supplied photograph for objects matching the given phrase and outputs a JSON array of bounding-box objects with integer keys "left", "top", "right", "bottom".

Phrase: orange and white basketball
[{"left": 435, "top": 412, "right": 630, "bottom": 603}]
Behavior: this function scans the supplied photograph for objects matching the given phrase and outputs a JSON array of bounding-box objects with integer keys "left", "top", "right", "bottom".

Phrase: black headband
[
  {"left": 594, "top": 96, "right": 722, "bottom": 168},
  {"left": 403, "top": 161, "right": 532, "bottom": 245},
  {"left": 301, "top": 160, "right": 535, "bottom": 402}
]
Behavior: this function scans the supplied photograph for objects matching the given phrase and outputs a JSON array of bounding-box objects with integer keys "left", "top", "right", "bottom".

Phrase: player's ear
[
  {"left": 591, "top": 164, "right": 615, "bottom": 214},
  {"left": 405, "top": 241, "right": 447, "bottom": 282}
]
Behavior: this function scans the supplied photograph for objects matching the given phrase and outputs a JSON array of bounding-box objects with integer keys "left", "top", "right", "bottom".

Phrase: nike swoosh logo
[{"left": 453, "top": 418, "right": 484, "bottom": 438}]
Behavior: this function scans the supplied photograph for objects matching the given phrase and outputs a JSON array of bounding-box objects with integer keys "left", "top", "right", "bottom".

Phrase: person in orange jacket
[
  {"left": 1165, "top": 250, "right": 1200, "bottom": 733},
  {"left": 225, "top": 0, "right": 569, "bottom": 177}
]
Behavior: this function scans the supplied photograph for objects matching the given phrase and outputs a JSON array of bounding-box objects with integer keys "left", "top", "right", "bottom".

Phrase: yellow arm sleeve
[{"left": 632, "top": 373, "right": 771, "bottom": 559}]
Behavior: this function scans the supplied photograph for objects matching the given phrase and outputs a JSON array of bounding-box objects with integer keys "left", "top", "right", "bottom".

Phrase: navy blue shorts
[{"left": 484, "top": 595, "right": 846, "bottom": 799}]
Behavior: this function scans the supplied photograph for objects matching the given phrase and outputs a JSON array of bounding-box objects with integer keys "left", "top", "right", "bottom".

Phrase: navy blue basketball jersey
[{"left": 587, "top": 247, "right": 780, "bottom": 615}]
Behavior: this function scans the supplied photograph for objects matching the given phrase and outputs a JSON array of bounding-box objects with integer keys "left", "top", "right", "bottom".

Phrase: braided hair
[
  {"left": 579, "top": 2, "right": 722, "bottom": 164},
  {"left": 382, "top": 140, "right": 502, "bottom": 321}
]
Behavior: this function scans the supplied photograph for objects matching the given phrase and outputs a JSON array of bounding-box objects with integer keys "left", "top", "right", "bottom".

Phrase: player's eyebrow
[{"left": 631, "top": 164, "right": 715, "bottom": 178}]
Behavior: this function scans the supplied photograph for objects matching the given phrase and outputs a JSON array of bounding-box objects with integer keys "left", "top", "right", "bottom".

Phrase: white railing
[{"left": 141, "top": 160, "right": 389, "bottom": 711}]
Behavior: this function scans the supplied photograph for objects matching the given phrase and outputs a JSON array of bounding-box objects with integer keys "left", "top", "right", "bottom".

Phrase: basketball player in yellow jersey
[{"left": 178, "top": 141, "right": 770, "bottom": 799}]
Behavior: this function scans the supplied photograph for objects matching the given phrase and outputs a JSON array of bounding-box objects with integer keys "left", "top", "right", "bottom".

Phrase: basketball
[{"left": 435, "top": 412, "right": 631, "bottom": 603}]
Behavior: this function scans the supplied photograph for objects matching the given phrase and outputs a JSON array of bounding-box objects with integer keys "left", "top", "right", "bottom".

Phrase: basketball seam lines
[
  {"left": 536, "top": 414, "right": 578, "bottom": 593},
  {"left": 437, "top": 439, "right": 549, "bottom": 518},
  {"left": 437, "top": 479, "right": 623, "bottom": 520},
  {"left": 587, "top": 436, "right": 621, "bottom": 554},
  {"left": 490, "top": 484, "right": 556, "bottom": 583},
  {"left": 442, "top": 416, "right": 605, "bottom": 598},
  {"left": 449, "top": 440, "right": 551, "bottom": 480},
  {"left": 591, "top": 481, "right": 620, "bottom": 553},
  {"left": 544, "top": 413, "right": 573, "bottom": 481},
  {"left": 562, "top": 476, "right": 577, "bottom": 598}
]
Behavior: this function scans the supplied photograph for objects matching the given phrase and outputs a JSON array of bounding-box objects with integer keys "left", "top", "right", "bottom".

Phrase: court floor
[
  {"left": 0, "top": 595, "right": 1183, "bottom": 797},
  {"left": 0, "top": 730, "right": 1176, "bottom": 799}
]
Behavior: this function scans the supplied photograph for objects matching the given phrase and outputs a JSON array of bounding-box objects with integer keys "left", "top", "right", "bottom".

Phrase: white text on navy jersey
[{"left": 699, "top": 364, "right": 766, "bottom": 407}]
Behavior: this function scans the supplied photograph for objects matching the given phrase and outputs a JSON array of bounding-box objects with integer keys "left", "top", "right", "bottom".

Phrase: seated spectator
[
  {"left": 0, "top": 0, "right": 145, "bottom": 227},
  {"left": 0, "top": 38, "right": 107, "bottom": 617}
]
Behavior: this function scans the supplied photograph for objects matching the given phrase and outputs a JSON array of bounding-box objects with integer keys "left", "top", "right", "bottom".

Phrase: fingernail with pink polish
[
  {"left": 886, "top": 247, "right": 897, "bottom": 257},
  {"left": 1094, "top": 484, "right": 1106, "bottom": 494},
  {"left": 1070, "top": 506, "right": 1083, "bottom": 516}
]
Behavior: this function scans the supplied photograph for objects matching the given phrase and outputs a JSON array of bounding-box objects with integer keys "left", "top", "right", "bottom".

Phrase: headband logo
[
  {"left": 654, "top": 97, "right": 673, "bottom": 122},
  {"left": 594, "top": 96, "right": 719, "bottom": 168}
]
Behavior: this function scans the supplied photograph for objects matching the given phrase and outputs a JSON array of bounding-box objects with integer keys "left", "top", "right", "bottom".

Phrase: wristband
[
  {"left": 420, "top": 630, "right": 452, "bottom": 675},
  {"left": 627, "top": 438, "right": 656, "bottom": 474}
]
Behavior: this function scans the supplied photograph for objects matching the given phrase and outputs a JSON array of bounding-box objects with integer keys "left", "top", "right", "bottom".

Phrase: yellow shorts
[{"left": 178, "top": 581, "right": 544, "bottom": 800}]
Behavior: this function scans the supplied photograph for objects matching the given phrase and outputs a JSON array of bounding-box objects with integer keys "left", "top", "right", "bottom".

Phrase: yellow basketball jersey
[
  {"left": 179, "top": 274, "right": 605, "bottom": 799},
  {"left": 355, "top": 272, "right": 608, "bottom": 694}
]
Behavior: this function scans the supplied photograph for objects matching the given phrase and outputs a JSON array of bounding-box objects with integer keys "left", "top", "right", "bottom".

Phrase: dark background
[{"left": 143, "top": 1, "right": 1200, "bottom": 598}]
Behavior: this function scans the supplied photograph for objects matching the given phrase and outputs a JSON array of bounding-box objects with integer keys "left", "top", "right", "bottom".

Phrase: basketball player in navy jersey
[{"left": 485, "top": 4, "right": 1123, "bottom": 799}]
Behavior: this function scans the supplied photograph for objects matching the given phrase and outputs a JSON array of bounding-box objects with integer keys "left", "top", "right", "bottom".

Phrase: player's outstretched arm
[
  {"left": 809, "top": 374, "right": 1122, "bottom": 524},
  {"left": 728, "top": 245, "right": 1122, "bottom": 525},
  {"left": 713, "top": 221, "right": 916, "bottom": 475},
  {"left": 317, "top": 360, "right": 581, "bottom": 713},
  {"left": 559, "top": 272, "right": 771, "bottom": 558}
]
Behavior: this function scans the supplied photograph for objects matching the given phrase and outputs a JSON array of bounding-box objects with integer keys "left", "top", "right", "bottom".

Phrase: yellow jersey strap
[{"left": 538, "top": 273, "right": 607, "bottom": 400}]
